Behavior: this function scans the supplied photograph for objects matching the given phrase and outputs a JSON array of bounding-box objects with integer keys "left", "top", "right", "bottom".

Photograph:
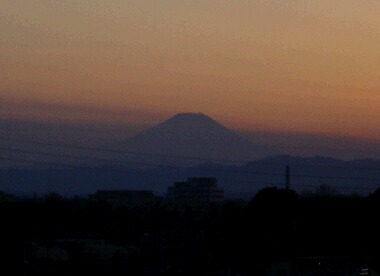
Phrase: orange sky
[{"left": 1, "top": 1, "right": 380, "bottom": 140}]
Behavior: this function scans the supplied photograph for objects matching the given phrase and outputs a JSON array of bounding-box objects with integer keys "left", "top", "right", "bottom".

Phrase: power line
[
  {"left": 0, "top": 155, "right": 282, "bottom": 186},
  {"left": 0, "top": 146, "right": 270, "bottom": 173},
  {"left": 0, "top": 156, "right": 377, "bottom": 192},
  {"left": 0, "top": 146, "right": 178, "bottom": 169},
  {"left": 0, "top": 147, "right": 287, "bottom": 184},
  {"left": 2, "top": 146, "right": 380, "bottom": 183},
  {"left": 2, "top": 136, "right": 380, "bottom": 171},
  {"left": 0, "top": 156, "right": 88, "bottom": 169},
  {"left": 0, "top": 136, "right": 248, "bottom": 164}
]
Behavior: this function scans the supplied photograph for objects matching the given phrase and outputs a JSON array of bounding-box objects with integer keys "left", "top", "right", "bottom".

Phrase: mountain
[{"left": 111, "top": 113, "right": 269, "bottom": 165}]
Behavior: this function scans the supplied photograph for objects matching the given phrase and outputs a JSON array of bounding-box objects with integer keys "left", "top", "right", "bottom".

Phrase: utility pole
[{"left": 285, "top": 165, "right": 290, "bottom": 190}]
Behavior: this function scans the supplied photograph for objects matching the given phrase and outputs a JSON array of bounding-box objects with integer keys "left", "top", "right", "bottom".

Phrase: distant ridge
[{"left": 2, "top": 154, "right": 380, "bottom": 197}]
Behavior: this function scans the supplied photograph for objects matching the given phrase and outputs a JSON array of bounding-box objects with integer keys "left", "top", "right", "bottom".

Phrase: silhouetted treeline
[{"left": 1, "top": 188, "right": 380, "bottom": 275}]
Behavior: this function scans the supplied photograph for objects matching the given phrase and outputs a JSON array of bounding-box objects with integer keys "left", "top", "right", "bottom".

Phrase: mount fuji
[{"left": 111, "top": 113, "right": 270, "bottom": 165}]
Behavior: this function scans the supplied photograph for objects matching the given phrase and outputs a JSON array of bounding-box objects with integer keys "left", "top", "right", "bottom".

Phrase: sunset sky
[{"left": 1, "top": 1, "right": 380, "bottom": 140}]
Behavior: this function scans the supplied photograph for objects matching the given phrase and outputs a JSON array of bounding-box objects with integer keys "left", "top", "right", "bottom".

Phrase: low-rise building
[{"left": 167, "top": 177, "right": 224, "bottom": 203}]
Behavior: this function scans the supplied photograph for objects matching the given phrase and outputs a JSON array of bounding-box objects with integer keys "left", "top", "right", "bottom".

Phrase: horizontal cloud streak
[{"left": 1, "top": 96, "right": 167, "bottom": 126}]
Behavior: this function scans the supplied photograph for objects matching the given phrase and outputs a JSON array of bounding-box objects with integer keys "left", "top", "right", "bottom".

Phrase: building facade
[{"left": 167, "top": 177, "right": 224, "bottom": 202}]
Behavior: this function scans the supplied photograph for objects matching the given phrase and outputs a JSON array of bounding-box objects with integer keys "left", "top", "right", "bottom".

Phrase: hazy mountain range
[{"left": 1, "top": 113, "right": 380, "bottom": 198}]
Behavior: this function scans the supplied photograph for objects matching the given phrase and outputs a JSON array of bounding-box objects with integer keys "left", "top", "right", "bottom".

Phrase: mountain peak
[
  {"left": 168, "top": 112, "right": 214, "bottom": 122},
  {"left": 154, "top": 113, "right": 229, "bottom": 135},
  {"left": 173, "top": 112, "right": 207, "bottom": 117}
]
